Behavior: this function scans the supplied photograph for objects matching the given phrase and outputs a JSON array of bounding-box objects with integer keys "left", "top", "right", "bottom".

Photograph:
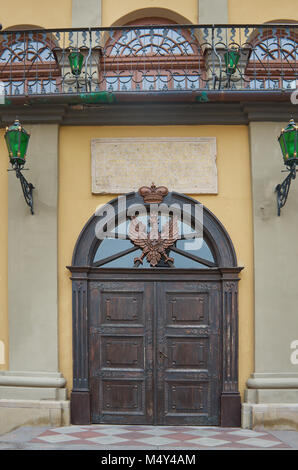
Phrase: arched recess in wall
[
  {"left": 0, "top": 24, "right": 61, "bottom": 95},
  {"left": 100, "top": 14, "right": 205, "bottom": 92},
  {"left": 244, "top": 20, "right": 298, "bottom": 90},
  {"left": 110, "top": 7, "right": 193, "bottom": 28},
  {"left": 69, "top": 190, "right": 243, "bottom": 427}
]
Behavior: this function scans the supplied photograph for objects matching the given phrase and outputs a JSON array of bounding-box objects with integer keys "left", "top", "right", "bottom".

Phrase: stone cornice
[{"left": 0, "top": 93, "right": 297, "bottom": 126}]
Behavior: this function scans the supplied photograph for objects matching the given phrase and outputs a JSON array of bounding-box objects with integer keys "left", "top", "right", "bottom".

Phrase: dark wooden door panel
[
  {"left": 89, "top": 281, "right": 154, "bottom": 424},
  {"left": 100, "top": 291, "right": 144, "bottom": 324},
  {"left": 165, "top": 379, "right": 210, "bottom": 420},
  {"left": 167, "top": 337, "right": 209, "bottom": 369},
  {"left": 167, "top": 293, "right": 209, "bottom": 324},
  {"left": 101, "top": 336, "right": 144, "bottom": 369},
  {"left": 156, "top": 282, "right": 221, "bottom": 425},
  {"left": 101, "top": 379, "right": 145, "bottom": 415},
  {"left": 88, "top": 278, "right": 221, "bottom": 425}
]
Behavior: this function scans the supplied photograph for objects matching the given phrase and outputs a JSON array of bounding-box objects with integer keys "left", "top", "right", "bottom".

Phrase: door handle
[{"left": 159, "top": 350, "right": 168, "bottom": 360}]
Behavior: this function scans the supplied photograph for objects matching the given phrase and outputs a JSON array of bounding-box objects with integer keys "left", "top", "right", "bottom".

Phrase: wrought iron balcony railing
[{"left": 0, "top": 24, "right": 297, "bottom": 98}]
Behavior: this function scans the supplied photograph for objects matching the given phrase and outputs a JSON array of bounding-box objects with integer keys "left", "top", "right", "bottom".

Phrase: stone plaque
[{"left": 91, "top": 137, "right": 217, "bottom": 194}]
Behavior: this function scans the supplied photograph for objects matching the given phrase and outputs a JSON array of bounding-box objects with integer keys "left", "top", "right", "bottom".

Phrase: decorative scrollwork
[
  {"left": 224, "top": 281, "right": 236, "bottom": 292},
  {"left": 9, "top": 165, "right": 34, "bottom": 215},
  {"left": 275, "top": 164, "right": 297, "bottom": 216},
  {"left": 1, "top": 25, "right": 298, "bottom": 95}
]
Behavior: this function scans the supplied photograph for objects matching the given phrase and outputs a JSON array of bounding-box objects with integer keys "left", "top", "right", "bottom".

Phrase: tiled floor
[{"left": 30, "top": 425, "right": 291, "bottom": 449}]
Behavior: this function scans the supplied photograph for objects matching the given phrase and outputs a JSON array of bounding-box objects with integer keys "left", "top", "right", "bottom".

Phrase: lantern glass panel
[
  {"left": 279, "top": 134, "right": 287, "bottom": 160},
  {"left": 283, "top": 130, "right": 296, "bottom": 161},
  {"left": 5, "top": 122, "right": 30, "bottom": 165},
  {"left": 278, "top": 120, "right": 298, "bottom": 164},
  {"left": 19, "top": 130, "right": 29, "bottom": 161},
  {"left": 224, "top": 49, "right": 240, "bottom": 74},
  {"left": 68, "top": 51, "right": 84, "bottom": 76}
]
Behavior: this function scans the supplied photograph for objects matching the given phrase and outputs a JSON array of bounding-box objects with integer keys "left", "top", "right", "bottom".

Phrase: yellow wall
[
  {"left": 2, "top": 0, "right": 297, "bottom": 32},
  {"left": 0, "top": 130, "right": 8, "bottom": 370},
  {"left": 228, "top": 0, "right": 298, "bottom": 24},
  {"left": 1, "top": 0, "right": 198, "bottom": 30},
  {"left": 102, "top": 0, "right": 198, "bottom": 26},
  {"left": 1, "top": 0, "right": 72, "bottom": 30},
  {"left": 58, "top": 125, "right": 254, "bottom": 399}
]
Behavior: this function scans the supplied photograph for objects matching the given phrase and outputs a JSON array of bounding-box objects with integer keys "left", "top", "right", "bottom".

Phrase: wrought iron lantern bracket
[
  {"left": 275, "top": 118, "right": 298, "bottom": 216},
  {"left": 4, "top": 119, "right": 35, "bottom": 215},
  {"left": 8, "top": 164, "right": 35, "bottom": 215},
  {"left": 275, "top": 164, "right": 297, "bottom": 216}
]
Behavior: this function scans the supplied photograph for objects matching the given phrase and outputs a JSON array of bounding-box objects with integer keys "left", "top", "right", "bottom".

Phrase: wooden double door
[{"left": 89, "top": 277, "right": 222, "bottom": 425}]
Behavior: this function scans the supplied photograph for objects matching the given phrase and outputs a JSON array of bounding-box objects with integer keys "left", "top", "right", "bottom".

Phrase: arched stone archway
[
  {"left": 68, "top": 190, "right": 243, "bottom": 426},
  {"left": 110, "top": 7, "right": 193, "bottom": 28}
]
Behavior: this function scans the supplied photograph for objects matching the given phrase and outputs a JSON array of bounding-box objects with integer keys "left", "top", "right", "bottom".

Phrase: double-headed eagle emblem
[{"left": 129, "top": 212, "right": 179, "bottom": 267}]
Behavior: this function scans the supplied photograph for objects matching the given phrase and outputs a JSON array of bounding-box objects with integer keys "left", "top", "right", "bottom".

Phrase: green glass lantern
[
  {"left": 68, "top": 49, "right": 84, "bottom": 76},
  {"left": 224, "top": 48, "right": 240, "bottom": 75},
  {"left": 4, "top": 119, "right": 30, "bottom": 166},
  {"left": 278, "top": 118, "right": 298, "bottom": 166}
]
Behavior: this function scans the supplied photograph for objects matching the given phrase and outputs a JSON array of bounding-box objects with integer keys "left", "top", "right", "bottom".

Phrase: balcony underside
[{"left": 0, "top": 91, "right": 297, "bottom": 126}]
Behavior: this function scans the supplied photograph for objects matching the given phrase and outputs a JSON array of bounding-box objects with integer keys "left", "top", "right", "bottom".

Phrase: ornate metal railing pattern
[{"left": 0, "top": 24, "right": 297, "bottom": 96}]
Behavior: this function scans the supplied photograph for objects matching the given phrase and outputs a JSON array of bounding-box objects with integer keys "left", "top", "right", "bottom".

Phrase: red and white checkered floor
[{"left": 31, "top": 425, "right": 291, "bottom": 449}]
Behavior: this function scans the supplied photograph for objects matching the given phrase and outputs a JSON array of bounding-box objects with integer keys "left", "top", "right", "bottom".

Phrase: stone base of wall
[
  {"left": 0, "top": 371, "right": 67, "bottom": 401},
  {"left": 242, "top": 403, "right": 298, "bottom": 430},
  {"left": 243, "top": 373, "right": 298, "bottom": 430},
  {"left": 245, "top": 388, "right": 298, "bottom": 404},
  {"left": 0, "top": 399, "right": 70, "bottom": 435}
]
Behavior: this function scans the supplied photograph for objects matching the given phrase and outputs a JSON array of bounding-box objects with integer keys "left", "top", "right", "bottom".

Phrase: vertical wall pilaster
[
  {"left": 8, "top": 124, "right": 59, "bottom": 372},
  {"left": 198, "top": 0, "right": 229, "bottom": 24},
  {"left": 220, "top": 269, "right": 241, "bottom": 427},
  {"left": 0, "top": 124, "right": 67, "bottom": 402},
  {"left": 70, "top": 271, "right": 90, "bottom": 424},
  {"left": 249, "top": 122, "right": 298, "bottom": 377},
  {"left": 243, "top": 122, "right": 298, "bottom": 429},
  {"left": 72, "top": 276, "right": 89, "bottom": 392},
  {"left": 72, "top": 0, "right": 102, "bottom": 28}
]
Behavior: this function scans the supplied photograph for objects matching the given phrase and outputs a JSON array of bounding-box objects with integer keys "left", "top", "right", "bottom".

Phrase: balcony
[{"left": 0, "top": 24, "right": 297, "bottom": 125}]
